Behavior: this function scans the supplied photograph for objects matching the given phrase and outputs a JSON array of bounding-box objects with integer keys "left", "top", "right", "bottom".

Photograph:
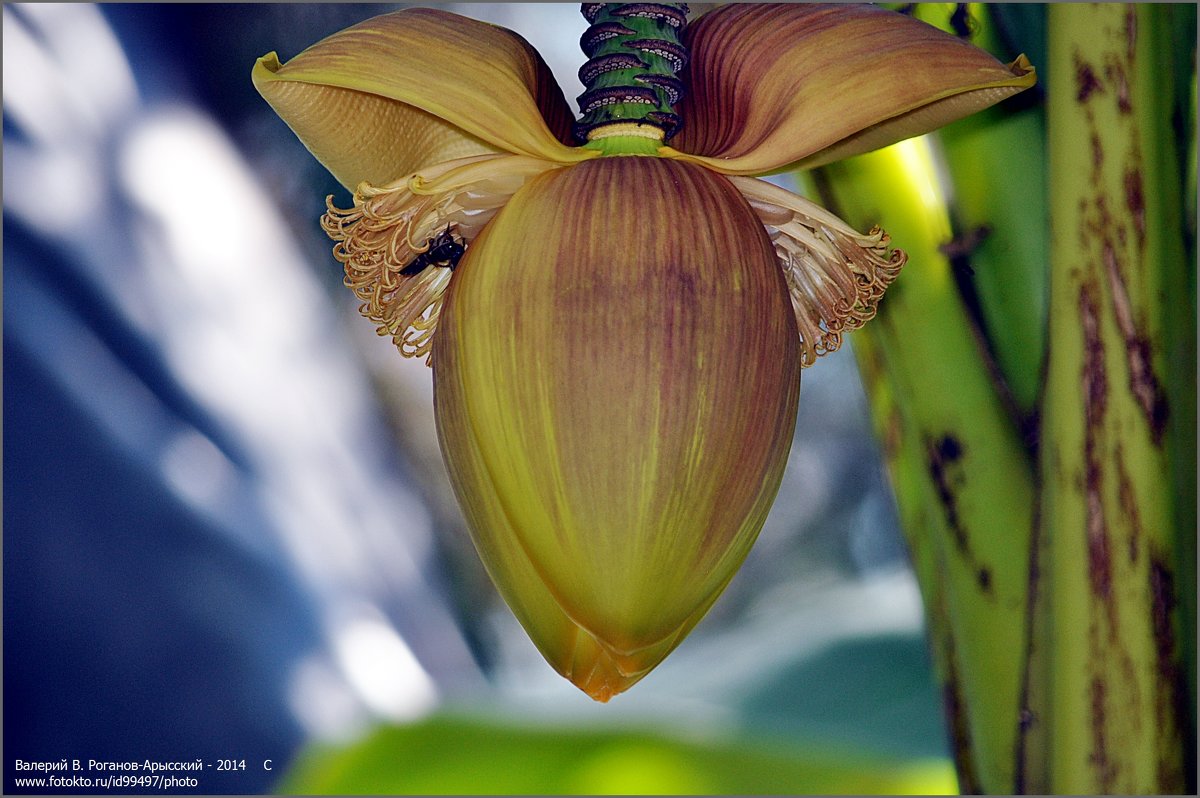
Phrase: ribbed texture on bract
[
  {"left": 670, "top": 3, "right": 1036, "bottom": 175},
  {"left": 433, "top": 157, "right": 800, "bottom": 700},
  {"left": 252, "top": 7, "right": 583, "bottom": 191}
]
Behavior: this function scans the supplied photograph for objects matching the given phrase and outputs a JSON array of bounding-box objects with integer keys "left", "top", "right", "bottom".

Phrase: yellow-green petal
[
  {"left": 433, "top": 157, "right": 800, "bottom": 700},
  {"left": 252, "top": 8, "right": 587, "bottom": 190},
  {"left": 668, "top": 3, "right": 1036, "bottom": 175}
]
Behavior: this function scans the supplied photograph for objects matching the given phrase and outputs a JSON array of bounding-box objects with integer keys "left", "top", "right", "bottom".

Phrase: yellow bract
[
  {"left": 668, "top": 4, "right": 1036, "bottom": 174},
  {"left": 252, "top": 7, "right": 588, "bottom": 190},
  {"left": 433, "top": 157, "right": 800, "bottom": 700},
  {"left": 254, "top": 3, "right": 1036, "bottom": 700}
]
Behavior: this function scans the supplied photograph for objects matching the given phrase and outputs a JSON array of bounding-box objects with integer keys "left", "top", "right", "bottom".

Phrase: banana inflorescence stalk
[
  {"left": 575, "top": 2, "right": 688, "bottom": 144},
  {"left": 812, "top": 4, "right": 1195, "bottom": 793}
]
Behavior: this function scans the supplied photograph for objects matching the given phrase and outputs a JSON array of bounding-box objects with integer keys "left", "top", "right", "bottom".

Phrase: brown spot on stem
[
  {"left": 1080, "top": 281, "right": 1108, "bottom": 435},
  {"left": 1125, "top": 6, "right": 1138, "bottom": 63},
  {"left": 1123, "top": 167, "right": 1146, "bottom": 251},
  {"left": 1090, "top": 132, "right": 1104, "bottom": 181},
  {"left": 1104, "top": 55, "right": 1133, "bottom": 115},
  {"left": 925, "top": 434, "right": 994, "bottom": 599},
  {"left": 936, "top": 434, "right": 962, "bottom": 463},
  {"left": 1116, "top": 76, "right": 1132, "bottom": 115},
  {"left": 1080, "top": 284, "right": 1112, "bottom": 600},
  {"left": 1015, "top": 491, "right": 1044, "bottom": 792},
  {"left": 926, "top": 439, "right": 962, "bottom": 544},
  {"left": 938, "top": 225, "right": 990, "bottom": 261},
  {"left": 941, "top": 648, "right": 980, "bottom": 794},
  {"left": 1075, "top": 55, "right": 1103, "bottom": 103},
  {"left": 1090, "top": 677, "right": 1117, "bottom": 792},
  {"left": 1116, "top": 72, "right": 1132, "bottom": 114},
  {"left": 1150, "top": 557, "right": 1178, "bottom": 668},
  {"left": 1101, "top": 242, "right": 1169, "bottom": 444},
  {"left": 1115, "top": 447, "right": 1141, "bottom": 563},
  {"left": 1085, "top": 482, "right": 1112, "bottom": 599},
  {"left": 1150, "top": 554, "right": 1188, "bottom": 791}
]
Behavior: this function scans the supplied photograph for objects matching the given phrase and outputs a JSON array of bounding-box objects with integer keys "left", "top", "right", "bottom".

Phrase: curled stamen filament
[
  {"left": 321, "top": 154, "right": 562, "bottom": 364},
  {"left": 731, "top": 176, "right": 905, "bottom": 367}
]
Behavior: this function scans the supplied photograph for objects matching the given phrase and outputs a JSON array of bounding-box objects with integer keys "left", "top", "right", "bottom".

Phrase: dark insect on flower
[{"left": 400, "top": 226, "right": 466, "bottom": 276}]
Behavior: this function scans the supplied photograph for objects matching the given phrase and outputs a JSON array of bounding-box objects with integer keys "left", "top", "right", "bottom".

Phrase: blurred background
[{"left": 4, "top": 4, "right": 955, "bottom": 793}]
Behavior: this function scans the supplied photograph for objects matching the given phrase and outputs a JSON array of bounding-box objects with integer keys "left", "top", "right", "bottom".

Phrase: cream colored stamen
[
  {"left": 730, "top": 176, "right": 906, "bottom": 368},
  {"left": 321, "top": 154, "right": 561, "bottom": 364}
]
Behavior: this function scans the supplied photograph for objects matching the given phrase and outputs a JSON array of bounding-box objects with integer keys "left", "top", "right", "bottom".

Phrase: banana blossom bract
[{"left": 253, "top": 3, "right": 1034, "bottom": 701}]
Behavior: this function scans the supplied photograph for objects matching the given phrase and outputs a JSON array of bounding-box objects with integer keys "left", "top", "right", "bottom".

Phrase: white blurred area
[
  {"left": 3, "top": 0, "right": 935, "bottom": 758},
  {"left": 3, "top": 3, "right": 468, "bottom": 742},
  {"left": 450, "top": 3, "right": 589, "bottom": 113}
]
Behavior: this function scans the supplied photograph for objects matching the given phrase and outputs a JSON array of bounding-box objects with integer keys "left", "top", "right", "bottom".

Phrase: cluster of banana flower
[{"left": 254, "top": 3, "right": 1034, "bottom": 701}]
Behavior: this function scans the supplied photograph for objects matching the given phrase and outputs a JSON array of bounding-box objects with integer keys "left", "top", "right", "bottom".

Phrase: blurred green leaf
[
  {"left": 915, "top": 2, "right": 1049, "bottom": 423},
  {"left": 279, "top": 715, "right": 957, "bottom": 795}
]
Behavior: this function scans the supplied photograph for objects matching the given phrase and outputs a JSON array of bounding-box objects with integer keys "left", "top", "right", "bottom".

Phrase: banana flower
[{"left": 253, "top": 3, "right": 1034, "bottom": 701}]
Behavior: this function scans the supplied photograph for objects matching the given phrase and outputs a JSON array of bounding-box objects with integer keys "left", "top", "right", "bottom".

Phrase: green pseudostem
[{"left": 813, "top": 3, "right": 1195, "bottom": 793}]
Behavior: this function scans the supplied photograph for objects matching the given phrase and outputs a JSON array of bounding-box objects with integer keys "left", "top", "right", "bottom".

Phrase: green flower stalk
[
  {"left": 811, "top": 137, "right": 1036, "bottom": 792},
  {"left": 1027, "top": 5, "right": 1193, "bottom": 791},
  {"left": 813, "top": 4, "right": 1194, "bottom": 791},
  {"left": 574, "top": 2, "right": 688, "bottom": 147},
  {"left": 254, "top": 3, "right": 1034, "bottom": 701}
]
